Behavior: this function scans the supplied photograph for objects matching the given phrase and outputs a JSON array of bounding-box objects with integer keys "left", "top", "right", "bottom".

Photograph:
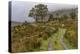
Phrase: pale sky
[{"left": 11, "top": 1, "right": 77, "bottom": 22}]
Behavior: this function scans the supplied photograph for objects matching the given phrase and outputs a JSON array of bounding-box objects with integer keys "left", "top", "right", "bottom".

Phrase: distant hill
[
  {"left": 51, "top": 8, "right": 77, "bottom": 14},
  {"left": 50, "top": 8, "right": 78, "bottom": 18},
  {"left": 11, "top": 21, "right": 23, "bottom": 27}
]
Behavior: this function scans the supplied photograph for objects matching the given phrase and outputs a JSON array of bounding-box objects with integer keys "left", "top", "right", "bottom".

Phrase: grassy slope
[{"left": 11, "top": 19, "right": 77, "bottom": 52}]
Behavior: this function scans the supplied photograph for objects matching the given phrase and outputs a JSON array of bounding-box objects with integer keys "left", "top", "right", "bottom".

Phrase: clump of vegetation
[
  {"left": 64, "top": 30, "right": 77, "bottom": 49},
  {"left": 63, "top": 19, "right": 78, "bottom": 49}
]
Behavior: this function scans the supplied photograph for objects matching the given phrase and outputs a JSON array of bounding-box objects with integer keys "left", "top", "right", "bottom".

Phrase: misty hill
[
  {"left": 11, "top": 21, "right": 23, "bottom": 27},
  {"left": 50, "top": 8, "right": 78, "bottom": 18}
]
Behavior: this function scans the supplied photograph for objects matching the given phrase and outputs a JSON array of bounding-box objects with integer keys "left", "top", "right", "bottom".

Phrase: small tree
[
  {"left": 56, "top": 13, "right": 59, "bottom": 17},
  {"left": 70, "top": 12, "right": 76, "bottom": 19},
  {"left": 48, "top": 14, "right": 53, "bottom": 21},
  {"left": 63, "top": 14, "right": 68, "bottom": 20}
]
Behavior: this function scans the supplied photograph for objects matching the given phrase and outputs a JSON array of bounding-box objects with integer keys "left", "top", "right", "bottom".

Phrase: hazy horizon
[{"left": 11, "top": 1, "right": 77, "bottom": 22}]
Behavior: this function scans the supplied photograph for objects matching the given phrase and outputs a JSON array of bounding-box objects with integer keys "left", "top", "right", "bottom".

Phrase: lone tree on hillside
[
  {"left": 70, "top": 11, "right": 76, "bottom": 19},
  {"left": 28, "top": 4, "right": 48, "bottom": 22},
  {"left": 48, "top": 14, "right": 53, "bottom": 21},
  {"left": 62, "top": 14, "right": 68, "bottom": 20}
]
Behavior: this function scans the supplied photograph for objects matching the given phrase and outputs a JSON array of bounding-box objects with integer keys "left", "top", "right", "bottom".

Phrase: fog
[{"left": 11, "top": 1, "right": 77, "bottom": 22}]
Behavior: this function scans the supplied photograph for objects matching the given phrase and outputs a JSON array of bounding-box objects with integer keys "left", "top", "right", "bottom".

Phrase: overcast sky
[{"left": 11, "top": 1, "right": 77, "bottom": 22}]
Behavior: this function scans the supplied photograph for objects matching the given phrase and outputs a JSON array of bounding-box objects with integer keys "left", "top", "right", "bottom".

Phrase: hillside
[
  {"left": 11, "top": 21, "right": 23, "bottom": 27},
  {"left": 11, "top": 18, "right": 77, "bottom": 52}
]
